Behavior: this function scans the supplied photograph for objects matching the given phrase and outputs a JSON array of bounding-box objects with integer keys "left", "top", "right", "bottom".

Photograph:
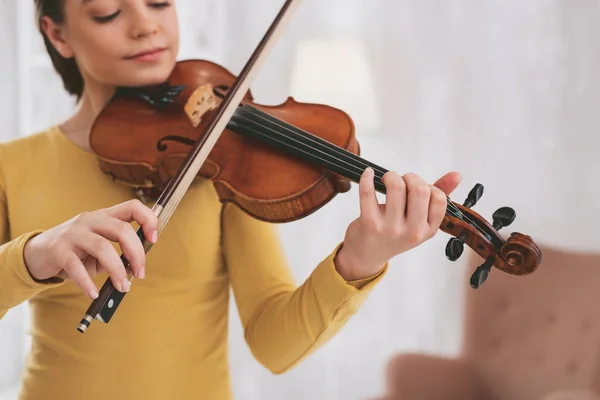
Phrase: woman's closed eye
[
  {"left": 92, "top": 2, "right": 171, "bottom": 24},
  {"left": 149, "top": 2, "right": 171, "bottom": 9},
  {"left": 93, "top": 10, "right": 120, "bottom": 24}
]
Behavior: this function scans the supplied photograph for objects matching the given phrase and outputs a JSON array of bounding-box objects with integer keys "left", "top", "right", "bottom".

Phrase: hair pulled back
[{"left": 34, "top": 0, "right": 84, "bottom": 100}]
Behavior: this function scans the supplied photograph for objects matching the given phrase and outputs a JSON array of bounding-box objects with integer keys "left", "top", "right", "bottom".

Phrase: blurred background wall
[{"left": 0, "top": 1, "right": 598, "bottom": 399}]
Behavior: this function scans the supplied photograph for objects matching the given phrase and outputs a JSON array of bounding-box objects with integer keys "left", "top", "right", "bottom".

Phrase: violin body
[{"left": 91, "top": 59, "right": 356, "bottom": 222}]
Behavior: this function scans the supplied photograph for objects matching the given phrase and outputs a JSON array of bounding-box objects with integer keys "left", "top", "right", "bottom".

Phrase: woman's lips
[{"left": 124, "top": 47, "right": 167, "bottom": 62}]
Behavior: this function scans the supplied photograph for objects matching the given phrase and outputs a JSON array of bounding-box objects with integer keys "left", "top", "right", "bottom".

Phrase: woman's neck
[{"left": 59, "top": 81, "right": 116, "bottom": 152}]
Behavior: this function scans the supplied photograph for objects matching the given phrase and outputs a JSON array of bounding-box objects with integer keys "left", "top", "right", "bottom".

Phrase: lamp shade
[{"left": 289, "top": 39, "right": 382, "bottom": 135}]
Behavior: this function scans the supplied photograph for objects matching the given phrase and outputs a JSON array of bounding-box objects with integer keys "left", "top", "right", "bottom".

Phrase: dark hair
[{"left": 34, "top": 0, "right": 84, "bottom": 100}]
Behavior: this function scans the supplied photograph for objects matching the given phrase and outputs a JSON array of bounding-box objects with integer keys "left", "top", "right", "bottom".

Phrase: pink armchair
[{"left": 381, "top": 245, "right": 600, "bottom": 400}]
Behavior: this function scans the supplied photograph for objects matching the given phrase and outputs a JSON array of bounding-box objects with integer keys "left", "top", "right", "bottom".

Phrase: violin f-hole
[{"left": 156, "top": 135, "right": 196, "bottom": 151}]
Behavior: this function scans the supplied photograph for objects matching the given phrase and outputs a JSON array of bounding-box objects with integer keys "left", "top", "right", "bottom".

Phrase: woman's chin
[{"left": 115, "top": 62, "right": 177, "bottom": 88}]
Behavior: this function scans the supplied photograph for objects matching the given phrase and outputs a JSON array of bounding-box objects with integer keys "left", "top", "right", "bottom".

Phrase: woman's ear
[{"left": 40, "top": 15, "right": 74, "bottom": 59}]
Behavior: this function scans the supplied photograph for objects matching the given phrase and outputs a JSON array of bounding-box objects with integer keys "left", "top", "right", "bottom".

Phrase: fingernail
[
  {"left": 152, "top": 231, "right": 158, "bottom": 243},
  {"left": 122, "top": 279, "right": 131, "bottom": 292},
  {"left": 89, "top": 289, "right": 99, "bottom": 299},
  {"left": 138, "top": 267, "right": 145, "bottom": 279}
]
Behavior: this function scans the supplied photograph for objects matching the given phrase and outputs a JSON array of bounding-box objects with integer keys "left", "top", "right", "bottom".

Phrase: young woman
[{"left": 0, "top": 1, "right": 461, "bottom": 399}]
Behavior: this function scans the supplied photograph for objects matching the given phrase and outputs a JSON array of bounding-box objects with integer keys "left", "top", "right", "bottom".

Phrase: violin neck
[
  {"left": 228, "top": 104, "right": 389, "bottom": 191},
  {"left": 227, "top": 104, "right": 453, "bottom": 214}
]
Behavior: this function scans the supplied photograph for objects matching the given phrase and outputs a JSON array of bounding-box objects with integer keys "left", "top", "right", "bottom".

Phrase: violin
[{"left": 77, "top": 0, "right": 542, "bottom": 333}]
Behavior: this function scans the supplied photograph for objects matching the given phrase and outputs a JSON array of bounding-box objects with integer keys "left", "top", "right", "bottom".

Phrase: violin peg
[
  {"left": 463, "top": 183, "right": 484, "bottom": 208},
  {"left": 469, "top": 256, "right": 495, "bottom": 289},
  {"left": 492, "top": 206, "right": 516, "bottom": 231},
  {"left": 445, "top": 231, "right": 468, "bottom": 261},
  {"left": 445, "top": 237, "right": 464, "bottom": 261}
]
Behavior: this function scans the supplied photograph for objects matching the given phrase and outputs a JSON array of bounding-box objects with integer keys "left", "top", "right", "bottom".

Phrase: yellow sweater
[{"left": 0, "top": 126, "right": 387, "bottom": 400}]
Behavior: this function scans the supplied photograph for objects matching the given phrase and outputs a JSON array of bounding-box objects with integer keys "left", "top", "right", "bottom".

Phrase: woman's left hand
[{"left": 334, "top": 168, "right": 462, "bottom": 280}]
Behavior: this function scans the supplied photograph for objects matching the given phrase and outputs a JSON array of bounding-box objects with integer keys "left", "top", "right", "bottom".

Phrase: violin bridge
[{"left": 184, "top": 84, "right": 218, "bottom": 128}]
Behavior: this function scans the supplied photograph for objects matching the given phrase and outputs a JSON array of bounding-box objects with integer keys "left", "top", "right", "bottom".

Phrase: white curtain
[
  {"left": 0, "top": 1, "right": 26, "bottom": 395},
  {"left": 1, "top": 1, "right": 600, "bottom": 399}
]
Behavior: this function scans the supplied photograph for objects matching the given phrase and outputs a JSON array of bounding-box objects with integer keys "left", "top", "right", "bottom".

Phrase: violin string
[
  {"left": 228, "top": 115, "right": 469, "bottom": 219},
  {"left": 235, "top": 107, "right": 387, "bottom": 184},
  {"left": 214, "top": 92, "right": 491, "bottom": 240},
  {"left": 231, "top": 107, "right": 479, "bottom": 228},
  {"left": 242, "top": 106, "right": 389, "bottom": 174},
  {"left": 238, "top": 107, "right": 492, "bottom": 236},
  {"left": 229, "top": 107, "right": 491, "bottom": 239},
  {"left": 233, "top": 106, "right": 491, "bottom": 237}
]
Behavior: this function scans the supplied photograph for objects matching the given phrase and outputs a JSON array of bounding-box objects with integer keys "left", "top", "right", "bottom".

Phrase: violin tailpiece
[{"left": 184, "top": 84, "right": 218, "bottom": 128}]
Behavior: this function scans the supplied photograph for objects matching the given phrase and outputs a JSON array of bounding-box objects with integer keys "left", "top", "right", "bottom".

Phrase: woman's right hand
[{"left": 23, "top": 199, "right": 159, "bottom": 300}]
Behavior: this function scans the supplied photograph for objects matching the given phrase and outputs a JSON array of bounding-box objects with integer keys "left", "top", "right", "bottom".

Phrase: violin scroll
[
  {"left": 441, "top": 183, "right": 542, "bottom": 289},
  {"left": 500, "top": 232, "right": 543, "bottom": 274}
]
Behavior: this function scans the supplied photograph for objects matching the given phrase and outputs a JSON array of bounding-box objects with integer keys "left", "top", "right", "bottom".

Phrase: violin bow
[{"left": 77, "top": 0, "right": 303, "bottom": 333}]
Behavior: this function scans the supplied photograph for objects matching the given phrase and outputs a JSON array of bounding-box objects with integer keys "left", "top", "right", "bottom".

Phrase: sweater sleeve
[
  {"left": 0, "top": 148, "right": 64, "bottom": 321},
  {"left": 222, "top": 203, "right": 387, "bottom": 374}
]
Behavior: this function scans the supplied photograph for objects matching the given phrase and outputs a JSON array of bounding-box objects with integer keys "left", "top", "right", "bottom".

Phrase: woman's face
[{"left": 43, "top": 0, "right": 180, "bottom": 90}]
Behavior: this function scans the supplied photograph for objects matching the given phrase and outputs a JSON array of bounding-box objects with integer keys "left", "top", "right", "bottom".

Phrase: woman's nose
[{"left": 129, "top": 9, "right": 159, "bottom": 39}]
